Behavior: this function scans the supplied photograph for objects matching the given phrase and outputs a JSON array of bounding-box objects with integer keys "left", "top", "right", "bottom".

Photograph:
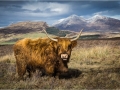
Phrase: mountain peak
[
  {"left": 88, "top": 14, "right": 108, "bottom": 22},
  {"left": 93, "top": 14, "right": 106, "bottom": 19},
  {"left": 67, "top": 14, "right": 85, "bottom": 21},
  {"left": 53, "top": 14, "right": 86, "bottom": 26},
  {"left": 68, "top": 14, "right": 79, "bottom": 18}
]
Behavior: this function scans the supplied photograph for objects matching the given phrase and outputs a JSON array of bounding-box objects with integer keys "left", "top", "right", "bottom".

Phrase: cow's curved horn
[
  {"left": 71, "top": 28, "right": 83, "bottom": 41},
  {"left": 42, "top": 29, "right": 58, "bottom": 42}
]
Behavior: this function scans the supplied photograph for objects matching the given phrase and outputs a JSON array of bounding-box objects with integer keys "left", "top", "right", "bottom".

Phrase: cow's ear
[{"left": 71, "top": 40, "right": 77, "bottom": 48}]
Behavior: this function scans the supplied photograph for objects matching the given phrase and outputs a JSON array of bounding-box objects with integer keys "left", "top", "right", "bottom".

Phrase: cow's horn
[
  {"left": 43, "top": 29, "right": 58, "bottom": 42},
  {"left": 71, "top": 28, "right": 83, "bottom": 41}
]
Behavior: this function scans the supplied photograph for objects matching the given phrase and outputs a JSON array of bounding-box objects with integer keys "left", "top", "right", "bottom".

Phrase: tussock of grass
[{"left": 0, "top": 53, "right": 15, "bottom": 63}]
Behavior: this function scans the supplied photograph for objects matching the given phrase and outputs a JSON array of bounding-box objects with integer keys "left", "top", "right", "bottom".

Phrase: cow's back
[{"left": 13, "top": 38, "right": 51, "bottom": 63}]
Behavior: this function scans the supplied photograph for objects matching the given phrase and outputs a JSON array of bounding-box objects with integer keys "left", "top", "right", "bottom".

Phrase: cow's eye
[
  {"left": 58, "top": 46, "right": 61, "bottom": 49},
  {"left": 56, "top": 60, "right": 60, "bottom": 64}
]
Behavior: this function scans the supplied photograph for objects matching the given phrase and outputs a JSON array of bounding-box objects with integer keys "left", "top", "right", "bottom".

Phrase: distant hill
[
  {"left": 0, "top": 21, "right": 72, "bottom": 38},
  {"left": 46, "top": 27, "right": 72, "bottom": 37},
  {"left": 0, "top": 21, "right": 50, "bottom": 44},
  {"left": 0, "top": 21, "right": 48, "bottom": 34},
  {"left": 53, "top": 14, "right": 120, "bottom": 32}
]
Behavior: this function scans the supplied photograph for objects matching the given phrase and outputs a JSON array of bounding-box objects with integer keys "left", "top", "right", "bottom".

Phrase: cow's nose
[{"left": 61, "top": 54, "right": 68, "bottom": 59}]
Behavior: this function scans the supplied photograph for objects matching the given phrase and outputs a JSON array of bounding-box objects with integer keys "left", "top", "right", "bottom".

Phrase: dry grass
[
  {"left": 0, "top": 40, "right": 120, "bottom": 89},
  {"left": 71, "top": 44, "right": 120, "bottom": 67},
  {"left": 0, "top": 53, "right": 15, "bottom": 63}
]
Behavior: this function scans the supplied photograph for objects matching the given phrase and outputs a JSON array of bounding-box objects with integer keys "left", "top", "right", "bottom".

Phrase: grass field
[
  {"left": 0, "top": 40, "right": 120, "bottom": 89},
  {"left": 0, "top": 31, "right": 55, "bottom": 45},
  {"left": 0, "top": 30, "right": 120, "bottom": 45}
]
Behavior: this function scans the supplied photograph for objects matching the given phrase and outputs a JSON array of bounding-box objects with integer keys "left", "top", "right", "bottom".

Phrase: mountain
[
  {"left": 53, "top": 14, "right": 120, "bottom": 32},
  {"left": 0, "top": 21, "right": 48, "bottom": 34},
  {"left": 53, "top": 14, "right": 86, "bottom": 32}
]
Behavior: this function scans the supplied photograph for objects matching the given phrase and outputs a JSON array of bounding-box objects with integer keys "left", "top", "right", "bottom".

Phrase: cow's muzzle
[{"left": 61, "top": 54, "right": 68, "bottom": 60}]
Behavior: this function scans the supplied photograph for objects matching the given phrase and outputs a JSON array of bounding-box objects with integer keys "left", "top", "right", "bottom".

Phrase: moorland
[
  {"left": 0, "top": 39, "right": 120, "bottom": 89},
  {"left": 0, "top": 21, "right": 120, "bottom": 89}
]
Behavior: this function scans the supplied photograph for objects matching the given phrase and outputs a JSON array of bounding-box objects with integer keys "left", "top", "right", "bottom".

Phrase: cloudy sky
[{"left": 0, "top": 0, "right": 120, "bottom": 27}]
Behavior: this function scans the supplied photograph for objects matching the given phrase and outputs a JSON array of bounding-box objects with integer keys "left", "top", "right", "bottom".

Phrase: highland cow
[{"left": 13, "top": 29, "right": 83, "bottom": 80}]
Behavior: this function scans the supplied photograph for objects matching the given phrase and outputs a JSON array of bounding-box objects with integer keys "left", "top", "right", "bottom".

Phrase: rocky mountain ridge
[{"left": 53, "top": 14, "right": 120, "bottom": 32}]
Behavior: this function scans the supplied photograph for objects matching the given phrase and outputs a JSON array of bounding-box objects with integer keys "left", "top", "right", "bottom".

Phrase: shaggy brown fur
[{"left": 13, "top": 37, "right": 77, "bottom": 80}]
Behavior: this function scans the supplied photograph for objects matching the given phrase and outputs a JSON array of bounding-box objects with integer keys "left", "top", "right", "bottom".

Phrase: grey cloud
[
  {"left": 0, "top": 1, "right": 120, "bottom": 27},
  {"left": 68, "top": 1, "right": 120, "bottom": 16}
]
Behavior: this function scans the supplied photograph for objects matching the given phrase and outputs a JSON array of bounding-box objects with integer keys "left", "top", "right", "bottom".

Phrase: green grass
[{"left": 0, "top": 32, "right": 55, "bottom": 45}]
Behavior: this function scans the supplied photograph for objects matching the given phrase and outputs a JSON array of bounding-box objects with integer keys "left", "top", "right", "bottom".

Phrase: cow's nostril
[{"left": 61, "top": 54, "right": 68, "bottom": 59}]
